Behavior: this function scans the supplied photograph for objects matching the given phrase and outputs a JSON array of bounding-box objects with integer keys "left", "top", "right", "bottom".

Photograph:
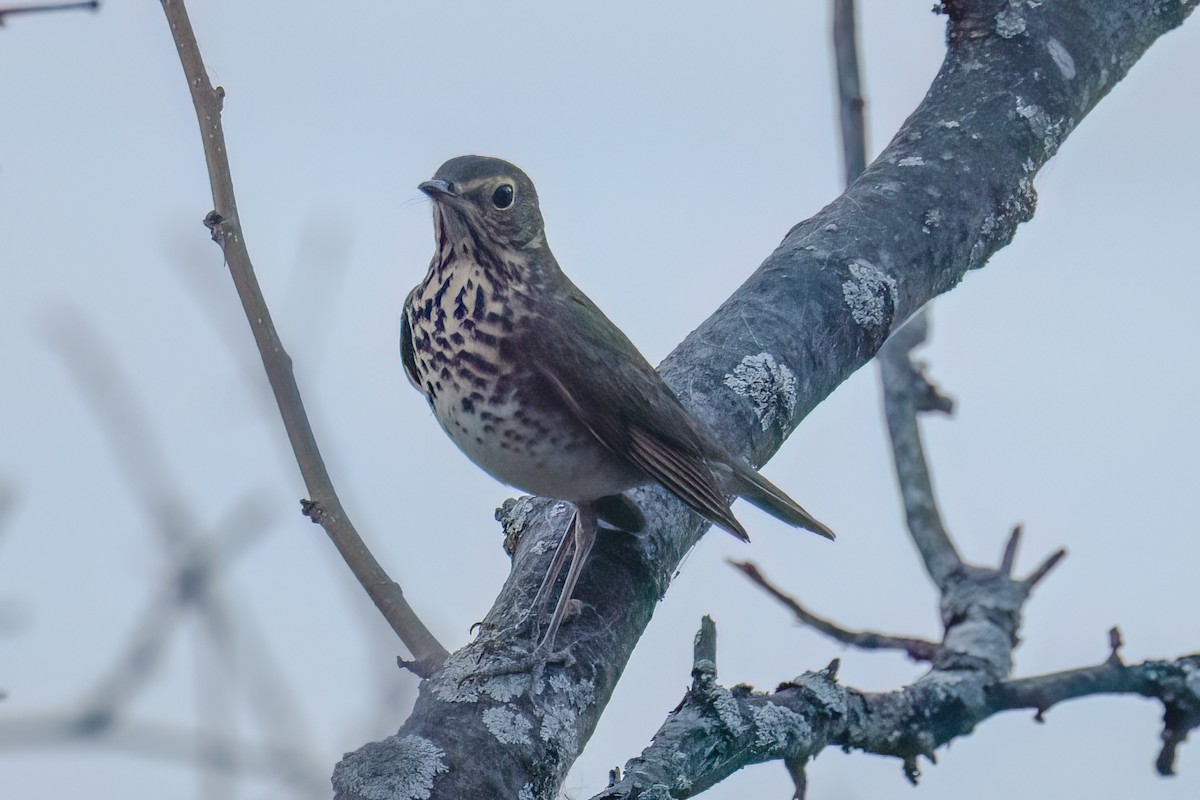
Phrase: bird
[{"left": 401, "top": 155, "right": 833, "bottom": 654}]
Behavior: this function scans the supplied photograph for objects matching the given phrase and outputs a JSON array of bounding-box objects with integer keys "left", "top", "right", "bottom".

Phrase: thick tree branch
[
  {"left": 332, "top": 1, "right": 1197, "bottom": 797},
  {"left": 157, "top": 0, "right": 447, "bottom": 674}
]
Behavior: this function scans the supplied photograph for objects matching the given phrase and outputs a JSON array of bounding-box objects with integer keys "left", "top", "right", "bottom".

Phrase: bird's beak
[{"left": 418, "top": 179, "right": 456, "bottom": 200}]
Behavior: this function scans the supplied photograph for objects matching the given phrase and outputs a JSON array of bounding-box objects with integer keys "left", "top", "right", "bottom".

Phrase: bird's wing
[
  {"left": 400, "top": 287, "right": 421, "bottom": 390},
  {"left": 523, "top": 286, "right": 749, "bottom": 541}
]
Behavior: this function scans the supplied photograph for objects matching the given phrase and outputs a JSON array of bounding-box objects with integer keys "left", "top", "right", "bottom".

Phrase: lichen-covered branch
[
  {"left": 601, "top": 564, "right": 1199, "bottom": 799},
  {"left": 335, "top": 0, "right": 1198, "bottom": 796}
]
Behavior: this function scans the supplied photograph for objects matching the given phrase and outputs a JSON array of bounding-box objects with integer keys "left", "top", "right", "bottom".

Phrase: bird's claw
[{"left": 458, "top": 640, "right": 574, "bottom": 685}]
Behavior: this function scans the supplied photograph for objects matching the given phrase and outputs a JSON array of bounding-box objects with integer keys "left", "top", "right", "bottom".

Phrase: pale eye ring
[{"left": 492, "top": 183, "right": 515, "bottom": 209}]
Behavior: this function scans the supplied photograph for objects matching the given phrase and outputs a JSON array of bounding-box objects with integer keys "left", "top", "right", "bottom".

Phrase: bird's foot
[{"left": 461, "top": 639, "right": 574, "bottom": 685}]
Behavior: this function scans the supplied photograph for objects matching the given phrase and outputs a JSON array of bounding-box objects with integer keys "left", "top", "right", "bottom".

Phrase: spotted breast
[{"left": 401, "top": 211, "right": 642, "bottom": 504}]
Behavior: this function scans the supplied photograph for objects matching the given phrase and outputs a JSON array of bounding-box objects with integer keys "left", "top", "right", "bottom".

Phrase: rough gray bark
[{"left": 331, "top": 1, "right": 1198, "bottom": 798}]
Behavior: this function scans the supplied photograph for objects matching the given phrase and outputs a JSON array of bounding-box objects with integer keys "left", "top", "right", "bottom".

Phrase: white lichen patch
[
  {"left": 429, "top": 654, "right": 485, "bottom": 703},
  {"left": 1046, "top": 37, "right": 1076, "bottom": 79},
  {"left": 722, "top": 353, "right": 798, "bottom": 433},
  {"left": 710, "top": 686, "right": 748, "bottom": 733},
  {"left": 481, "top": 672, "right": 530, "bottom": 703},
  {"left": 518, "top": 783, "right": 538, "bottom": 800},
  {"left": 995, "top": 3, "right": 1026, "bottom": 38},
  {"left": 538, "top": 674, "right": 596, "bottom": 752},
  {"left": 752, "top": 702, "right": 811, "bottom": 754},
  {"left": 430, "top": 652, "right": 531, "bottom": 703},
  {"left": 841, "top": 259, "right": 897, "bottom": 329},
  {"left": 482, "top": 706, "right": 534, "bottom": 745},
  {"left": 936, "top": 119, "right": 961, "bottom": 129},
  {"left": 1181, "top": 658, "right": 1200, "bottom": 697},
  {"left": 922, "top": 209, "right": 943, "bottom": 234},
  {"left": 338, "top": 735, "right": 449, "bottom": 800},
  {"left": 531, "top": 535, "right": 560, "bottom": 557},
  {"left": 1015, "top": 98, "right": 1064, "bottom": 154},
  {"left": 897, "top": 156, "right": 925, "bottom": 167},
  {"left": 790, "top": 672, "right": 846, "bottom": 716}
]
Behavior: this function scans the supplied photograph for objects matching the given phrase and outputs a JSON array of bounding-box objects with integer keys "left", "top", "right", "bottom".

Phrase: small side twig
[
  {"left": 157, "top": 0, "right": 447, "bottom": 674},
  {"left": 730, "top": 561, "right": 939, "bottom": 662},
  {"left": 1024, "top": 546, "right": 1068, "bottom": 589},
  {"left": 878, "top": 312, "right": 963, "bottom": 589}
]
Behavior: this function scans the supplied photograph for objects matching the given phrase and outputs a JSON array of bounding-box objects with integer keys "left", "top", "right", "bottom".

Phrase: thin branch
[
  {"left": 832, "top": 0, "right": 867, "bottom": 186},
  {"left": 1024, "top": 546, "right": 1067, "bottom": 588},
  {"left": 991, "top": 652, "right": 1200, "bottom": 776},
  {"left": 692, "top": 614, "right": 718, "bottom": 682},
  {"left": 730, "top": 560, "right": 938, "bottom": 662},
  {"left": 878, "top": 312, "right": 963, "bottom": 588},
  {"left": 157, "top": 0, "right": 447, "bottom": 673},
  {"left": 0, "top": 0, "right": 96, "bottom": 24}
]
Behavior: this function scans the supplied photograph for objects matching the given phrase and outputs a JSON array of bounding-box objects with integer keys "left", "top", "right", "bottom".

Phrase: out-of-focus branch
[
  {"left": 878, "top": 313, "right": 962, "bottom": 588},
  {"left": 730, "top": 560, "right": 938, "bottom": 662},
  {"left": 157, "top": 0, "right": 447, "bottom": 675},
  {"left": 0, "top": 715, "right": 327, "bottom": 798}
]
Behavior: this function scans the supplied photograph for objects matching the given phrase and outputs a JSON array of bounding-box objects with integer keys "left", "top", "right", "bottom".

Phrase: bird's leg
[
  {"left": 537, "top": 504, "right": 597, "bottom": 652},
  {"left": 524, "top": 507, "right": 578, "bottom": 633},
  {"left": 461, "top": 506, "right": 596, "bottom": 682}
]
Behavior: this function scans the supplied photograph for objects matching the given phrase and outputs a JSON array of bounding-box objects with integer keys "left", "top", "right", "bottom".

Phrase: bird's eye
[{"left": 492, "top": 183, "right": 515, "bottom": 209}]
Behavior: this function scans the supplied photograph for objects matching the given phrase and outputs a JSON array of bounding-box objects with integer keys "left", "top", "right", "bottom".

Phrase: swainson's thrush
[{"left": 402, "top": 156, "right": 833, "bottom": 651}]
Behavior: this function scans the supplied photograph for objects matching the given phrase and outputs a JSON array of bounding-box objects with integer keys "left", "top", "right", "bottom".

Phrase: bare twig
[
  {"left": 0, "top": 0, "right": 96, "bottom": 24},
  {"left": 877, "top": 313, "right": 963, "bottom": 588},
  {"left": 730, "top": 560, "right": 938, "bottom": 662},
  {"left": 157, "top": 0, "right": 447, "bottom": 673},
  {"left": 1024, "top": 546, "right": 1067, "bottom": 589},
  {"left": 692, "top": 614, "right": 718, "bottom": 681},
  {"left": 832, "top": 0, "right": 867, "bottom": 186},
  {"left": 999, "top": 524, "right": 1022, "bottom": 574}
]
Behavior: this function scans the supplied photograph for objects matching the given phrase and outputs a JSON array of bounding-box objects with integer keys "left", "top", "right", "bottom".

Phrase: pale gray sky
[{"left": 1, "top": 2, "right": 1197, "bottom": 798}]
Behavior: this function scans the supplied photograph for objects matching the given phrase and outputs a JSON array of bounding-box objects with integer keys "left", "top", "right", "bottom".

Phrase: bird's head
[{"left": 419, "top": 156, "right": 546, "bottom": 252}]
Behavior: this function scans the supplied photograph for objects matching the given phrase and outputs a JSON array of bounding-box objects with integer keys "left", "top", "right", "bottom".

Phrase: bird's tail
[{"left": 728, "top": 465, "right": 835, "bottom": 540}]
